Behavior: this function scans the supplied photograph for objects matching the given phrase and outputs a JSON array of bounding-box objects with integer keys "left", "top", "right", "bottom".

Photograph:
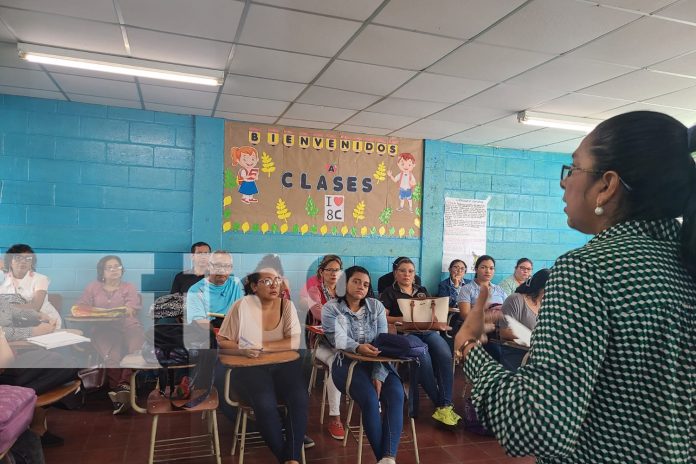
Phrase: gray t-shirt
[{"left": 498, "top": 293, "right": 537, "bottom": 331}]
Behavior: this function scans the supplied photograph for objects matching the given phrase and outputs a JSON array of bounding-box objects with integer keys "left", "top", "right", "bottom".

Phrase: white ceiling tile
[
  {"left": 140, "top": 83, "right": 218, "bottom": 109},
  {"left": 0, "top": 66, "right": 57, "bottom": 90},
  {"left": 213, "top": 111, "right": 277, "bottom": 124},
  {"left": 240, "top": 4, "right": 360, "bottom": 57},
  {"left": 0, "top": 84, "right": 65, "bottom": 100},
  {"left": 367, "top": 98, "right": 449, "bottom": 118},
  {"left": 228, "top": 45, "right": 329, "bottom": 83},
  {"left": 495, "top": 127, "right": 587, "bottom": 150},
  {"left": 0, "top": 8, "right": 126, "bottom": 55},
  {"left": 651, "top": 51, "right": 696, "bottom": 78},
  {"left": 255, "top": 0, "right": 383, "bottom": 21},
  {"left": 52, "top": 73, "right": 139, "bottom": 100},
  {"left": 532, "top": 93, "right": 631, "bottom": 117},
  {"left": 43, "top": 65, "right": 135, "bottom": 82},
  {"left": 126, "top": 27, "right": 232, "bottom": 69},
  {"left": 283, "top": 103, "right": 356, "bottom": 123},
  {"left": 392, "top": 119, "right": 474, "bottom": 139},
  {"left": 579, "top": 69, "right": 696, "bottom": 101},
  {"left": 276, "top": 118, "right": 336, "bottom": 129},
  {"left": 136, "top": 76, "right": 220, "bottom": 92},
  {"left": 429, "top": 104, "right": 512, "bottom": 125},
  {"left": 217, "top": 94, "right": 290, "bottom": 116},
  {"left": 375, "top": 0, "right": 527, "bottom": 40},
  {"left": 428, "top": 42, "right": 554, "bottom": 81},
  {"left": 443, "top": 120, "right": 537, "bottom": 145},
  {"left": 339, "top": 25, "right": 463, "bottom": 70},
  {"left": 0, "top": 42, "right": 41, "bottom": 70},
  {"left": 506, "top": 55, "right": 634, "bottom": 93},
  {"left": 343, "top": 111, "right": 419, "bottom": 130},
  {"left": 654, "top": 0, "right": 696, "bottom": 21},
  {"left": 572, "top": 17, "right": 696, "bottom": 67},
  {"left": 645, "top": 86, "right": 696, "bottom": 110},
  {"left": 297, "top": 86, "right": 381, "bottom": 110},
  {"left": 530, "top": 137, "right": 584, "bottom": 153},
  {"left": 477, "top": 0, "right": 639, "bottom": 54},
  {"left": 591, "top": 101, "right": 696, "bottom": 126},
  {"left": 463, "top": 83, "right": 566, "bottom": 112},
  {"left": 392, "top": 73, "right": 494, "bottom": 103},
  {"left": 119, "top": 0, "right": 243, "bottom": 41},
  {"left": 0, "top": 0, "right": 118, "bottom": 21},
  {"left": 0, "top": 19, "right": 15, "bottom": 41},
  {"left": 67, "top": 94, "right": 142, "bottom": 109},
  {"left": 223, "top": 74, "right": 306, "bottom": 101},
  {"left": 144, "top": 102, "right": 211, "bottom": 116},
  {"left": 594, "top": 0, "right": 675, "bottom": 12},
  {"left": 316, "top": 60, "right": 416, "bottom": 95},
  {"left": 333, "top": 124, "right": 392, "bottom": 136}
]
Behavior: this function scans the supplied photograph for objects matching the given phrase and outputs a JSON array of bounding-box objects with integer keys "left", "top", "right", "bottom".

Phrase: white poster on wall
[{"left": 442, "top": 197, "right": 488, "bottom": 272}]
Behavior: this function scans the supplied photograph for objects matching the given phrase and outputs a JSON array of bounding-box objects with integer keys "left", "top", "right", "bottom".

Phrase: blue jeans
[
  {"left": 408, "top": 331, "right": 453, "bottom": 407},
  {"left": 332, "top": 358, "right": 403, "bottom": 460},
  {"left": 229, "top": 359, "right": 308, "bottom": 463}
]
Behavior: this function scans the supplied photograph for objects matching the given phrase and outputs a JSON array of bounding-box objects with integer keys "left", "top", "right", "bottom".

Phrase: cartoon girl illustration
[
  {"left": 231, "top": 146, "right": 260, "bottom": 204},
  {"left": 387, "top": 152, "right": 417, "bottom": 212}
]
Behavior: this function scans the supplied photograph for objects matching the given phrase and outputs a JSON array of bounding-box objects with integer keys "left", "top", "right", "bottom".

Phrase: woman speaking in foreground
[{"left": 455, "top": 111, "right": 696, "bottom": 463}]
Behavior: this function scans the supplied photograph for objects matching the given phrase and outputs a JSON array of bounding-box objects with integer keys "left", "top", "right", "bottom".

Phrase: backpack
[
  {"left": 142, "top": 322, "right": 218, "bottom": 409},
  {"left": 150, "top": 293, "right": 185, "bottom": 322},
  {"left": 372, "top": 333, "right": 428, "bottom": 359}
]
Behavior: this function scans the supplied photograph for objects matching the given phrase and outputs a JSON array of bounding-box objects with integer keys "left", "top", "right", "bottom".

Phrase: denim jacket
[{"left": 321, "top": 297, "right": 390, "bottom": 382}]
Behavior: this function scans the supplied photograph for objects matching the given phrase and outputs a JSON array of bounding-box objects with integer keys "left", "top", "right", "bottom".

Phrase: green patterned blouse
[{"left": 464, "top": 219, "right": 696, "bottom": 463}]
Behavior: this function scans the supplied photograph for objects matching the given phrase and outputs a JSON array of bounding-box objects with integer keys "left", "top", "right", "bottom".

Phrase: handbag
[
  {"left": 398, "top": 297, "right": 449, "bottom": 332},
  {"left": 77, "top": 365, "right": 106, "bottom": 392},
  {"left": 372, "top": 333, "right": 428, "bottom": 359}
]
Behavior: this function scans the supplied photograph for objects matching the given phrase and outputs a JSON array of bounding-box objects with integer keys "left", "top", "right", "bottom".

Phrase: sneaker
[
  {"left": 445, "top": 405, "right": 462, "bottom": 424},
  {"left": 40, "top": 431, "right": 64, "bottom": 448},
  {"left": 303, "top": 435, "right": 315, "bottom": 449},
  {"left": 432, "top": 406, "right": 459, "bottom": 426},
  {"left": 327, "top": 420, "right": 345, "bottom": 440},
  {"left": 377, "top": 457, "right": 396, "bottom": 464}
]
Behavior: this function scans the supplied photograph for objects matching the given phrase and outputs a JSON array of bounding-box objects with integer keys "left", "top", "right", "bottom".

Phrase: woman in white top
[
  {"left": 0, "top": 244, "right": 61, "bottom": 329},
  {"left": 217, "top": 268, "right": 307, "bottom": 464}
]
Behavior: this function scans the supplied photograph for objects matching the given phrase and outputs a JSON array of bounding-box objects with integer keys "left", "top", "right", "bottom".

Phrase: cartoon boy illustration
[
  {"left": 387, "top": 152, "right": 417, "bottom": 212},
  {"left": 231, "top": 146, "right": 260, "bottom": 204}
]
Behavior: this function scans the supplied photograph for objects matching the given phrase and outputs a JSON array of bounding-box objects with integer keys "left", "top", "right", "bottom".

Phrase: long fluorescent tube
[
  {"left": 18, "top": 43, "right": 223, "bottom": 86},
  {"left": 517, "top": 110, "right": 600, "bottom": 133}
]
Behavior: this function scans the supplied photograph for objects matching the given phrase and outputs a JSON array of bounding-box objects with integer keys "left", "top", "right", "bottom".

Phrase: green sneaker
[
  {"left": 432, "top": 406, "right": 458, "bottom": 426},
  {"left": 444, "top": 405, "right": 462, "bottom": 424}
]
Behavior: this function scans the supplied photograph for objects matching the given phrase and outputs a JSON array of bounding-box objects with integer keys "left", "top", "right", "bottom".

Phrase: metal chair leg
[
  {"left": 343, "top": 398, "right": 354, "bottom": 448},
  {"left": 239, "top": 411, "right": 248, "bottom": 464},
  {"left": 231, "top": 406, "right": 241, "bottom": 456},
  {"left": 148, "top": 414, "right": 158, "bottom": 464},
  {"left": 320, "top": 369, "right": 328, "bottom": 424},
  {"left": 211, "top": 410, "right": 221, "bottom": 464},
  {"left": 410, "top": 417, "right": 419, "bottom": 463},
  {"left": 357, "top": 415, "right": 363, "bottom": 464}
]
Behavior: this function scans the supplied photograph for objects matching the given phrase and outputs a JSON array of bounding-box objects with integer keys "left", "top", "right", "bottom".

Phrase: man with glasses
[
  {"left": 171, "top": 241, "right": 211, "bottom": 294},
  {"left": 185, "top": 250, "right": 242, "bottom": 325},
  {"left": 499, "top": 258, "right": 533, "bottom": 296}
]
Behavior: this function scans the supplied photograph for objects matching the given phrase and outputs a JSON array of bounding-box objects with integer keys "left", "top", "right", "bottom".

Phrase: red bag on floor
[{"left": 0, "top": 385, "right": 36, "bottom": 455}]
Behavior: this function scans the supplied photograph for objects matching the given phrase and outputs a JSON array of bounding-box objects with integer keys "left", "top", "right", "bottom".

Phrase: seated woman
[
  {"left": 498, "top": 269, "right": 550, "bottom": 372},
  {"left": 217, "top": 268, "right": 307, "bottom": 464},
  {"left": 76, "top": 255, "right": 144, "bottom": 415},
  {"left": 498, "top": 258, "right": 533, "bottom": 296},
  {"left": 438, "top": 259, "right": 471, "bottom": 308},
  {"left": 0, "top": 244, "right": 62, "bottom": 329},
  {"left": 379, "top": 258, "right": 459, "bottom": 427},
  {"left": 300, "top": 254, "right": 345, "bottom": 440},
  {"left": 456, "top": 255, "right": 508, "bottom": 361},
  {"left": 323, "top": 266, "right": 403, "bottom": 464},
  {"left": 0, "top": 295, "right": 56, "bottom": 341}
]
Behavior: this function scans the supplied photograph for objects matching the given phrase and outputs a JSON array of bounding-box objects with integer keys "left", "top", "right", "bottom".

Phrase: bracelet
[{"left": 458, "top": 338, "right": 481, "bottom": 357}]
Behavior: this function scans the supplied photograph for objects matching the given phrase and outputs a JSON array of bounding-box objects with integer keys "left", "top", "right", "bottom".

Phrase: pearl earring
[{"left": 594, "top": 205, "right": 604, "bottom": 216}]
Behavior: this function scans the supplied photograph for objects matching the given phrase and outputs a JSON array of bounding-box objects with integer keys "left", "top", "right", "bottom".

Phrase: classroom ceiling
[{"left": 2, "top": 0, "right": 696, "bottom": 152}]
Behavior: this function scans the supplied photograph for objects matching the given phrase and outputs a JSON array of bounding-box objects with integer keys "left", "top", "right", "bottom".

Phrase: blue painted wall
[{"left": 1, "top": 93, "right": 588, "bottom": 314}]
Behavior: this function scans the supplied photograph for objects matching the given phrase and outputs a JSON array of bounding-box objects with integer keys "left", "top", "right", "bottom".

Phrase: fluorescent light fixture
[
  {"left": 517, "top": 110, "right": 600, "bottom": 133},
  {"left": 18, "top": 43, "right": 223, "bottom": 86}
]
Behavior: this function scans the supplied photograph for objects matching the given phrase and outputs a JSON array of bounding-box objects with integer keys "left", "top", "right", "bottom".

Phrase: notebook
[{"left": 26, "top": 331, "right": 91, "bottom": 349}]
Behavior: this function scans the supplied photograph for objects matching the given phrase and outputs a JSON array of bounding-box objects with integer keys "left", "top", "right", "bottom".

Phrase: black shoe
[
  {"left": 41, "top": 431, "right": 64, "bottom": 448},
  {"left": 303, "top": 435, "right": 315, "bottom": 449}
]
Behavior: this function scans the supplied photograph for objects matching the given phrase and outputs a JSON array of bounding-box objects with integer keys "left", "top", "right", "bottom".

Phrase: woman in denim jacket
[{"left": 322, "top": 266, "right": 403, "bottom": 464}]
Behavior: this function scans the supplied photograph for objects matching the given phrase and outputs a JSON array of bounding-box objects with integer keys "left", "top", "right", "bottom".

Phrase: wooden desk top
[
  {"left": 65, "top": 316, "right": 122, "bottom": 323},
  {"left": 342, "top": 351, "right": 410, "bottom": 363},
  {"left": 219, "top": 350, "right": 299, "bottom": 367},
  {"left": 9, "top": 329, "right": 84, "bottom": 349}
]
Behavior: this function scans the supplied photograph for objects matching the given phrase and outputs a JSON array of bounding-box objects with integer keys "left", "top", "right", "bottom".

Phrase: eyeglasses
[
  {"left": 560, "top": 164, "right": 633, "bottom": 191},
  {"left": 209, "top": 263, "right": 232, "bottom": 272},
  {"left": 450, "top": 266, "right": 466, "bottom": 271},
  {"left": 259, "top": 277, "right": 283, "bottom": 287},
  {"left": 322, "top": 268, "right": 342, "bottom": 274},
  {"left": 12, "top": 255, "right": 33, "bottom": 263},
  {"left": 517, "top": 266, "right": 532, "bottom": 272},
  {"left": 104, "top": 265, "right": 123, "bottom": 271}
]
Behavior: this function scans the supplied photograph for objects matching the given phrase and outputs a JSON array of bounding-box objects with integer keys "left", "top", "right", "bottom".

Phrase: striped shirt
[{"left": 463, "top": 218, "right": 696, "bottom": 463}]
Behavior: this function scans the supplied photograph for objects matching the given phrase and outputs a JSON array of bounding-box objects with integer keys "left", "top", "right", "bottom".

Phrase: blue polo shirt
[{"left": 185, "top": 276, "right": 243, "bottom": 323}]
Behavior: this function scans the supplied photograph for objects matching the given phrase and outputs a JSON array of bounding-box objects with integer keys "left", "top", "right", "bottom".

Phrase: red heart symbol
[{"left": 333, "top": 197, "right": 343, "bottom": 206}]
